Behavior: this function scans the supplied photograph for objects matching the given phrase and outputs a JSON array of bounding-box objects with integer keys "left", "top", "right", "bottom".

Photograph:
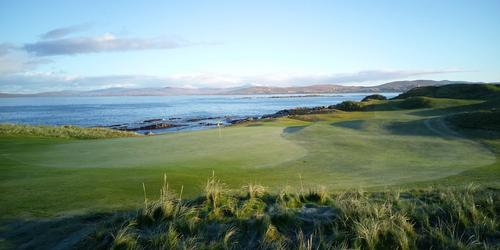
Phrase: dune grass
[
  {"left": 71, "top": 175, "right": 498, "bottom": 249},
  {"left": 0, "top": 123, "right": 138, "bottom": 139}
]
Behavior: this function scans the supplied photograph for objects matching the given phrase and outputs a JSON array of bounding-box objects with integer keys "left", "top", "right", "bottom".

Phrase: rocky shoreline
[
  {"left": 103, "top": 93, "right": 396, "bottom": 134},
  {"left": 104, "top": 105, "right": 339, "bottom": 134}
]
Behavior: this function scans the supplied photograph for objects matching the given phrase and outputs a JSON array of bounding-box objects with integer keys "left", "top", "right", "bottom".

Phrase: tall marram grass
[
  {"left": 81, "top": 175, "right": 499, "bottom": 249},
  {"left": 0, "top": 123, "right": 138, "bottom": 139}
]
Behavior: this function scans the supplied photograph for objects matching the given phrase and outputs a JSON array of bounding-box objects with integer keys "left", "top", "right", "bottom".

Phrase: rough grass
[
  {"left": 334, "top": 96, "right": 480, "bottom": 112},
  {"left": 0, "top": 123, "right": 138, "bottom": 139},
  {"left": 71, "top": 176, "right": 499, "bottom": 250},
  {"left": 394, "top": 83, "right": 500, "bottom": 100},
  {"left": 446, "top": 110, "right": 500, "bottom": 131}
]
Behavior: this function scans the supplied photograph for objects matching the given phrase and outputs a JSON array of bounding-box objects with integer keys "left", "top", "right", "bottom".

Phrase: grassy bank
[
  {"left": 6, "top": 175, "right": 497, "bottom": 249},
  {"left": 0, "top": 124, "right": 138, "bottom": 139},
  {"left": 84, "top": 180, "right": 499, "bottom": 249}
]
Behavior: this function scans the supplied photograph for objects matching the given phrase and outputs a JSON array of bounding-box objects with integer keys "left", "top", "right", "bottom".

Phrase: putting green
[{"left": 5, "top": 126, "right": 306, "bottom": 169}]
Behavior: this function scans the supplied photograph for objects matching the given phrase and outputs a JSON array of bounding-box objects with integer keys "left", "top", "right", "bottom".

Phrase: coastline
[
  {"left": 1, "top": 92, "right": 399, "bottom": 134},
  {"left": 104, "top": 105, "right": 339, "bottom": 134}
]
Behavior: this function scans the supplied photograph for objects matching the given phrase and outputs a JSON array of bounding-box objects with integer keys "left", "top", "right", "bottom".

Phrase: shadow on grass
[
  {"left": 332, "top": 118, "right": 442, "bottom": 137},
  {"left": 0, "top": 212, "right": 119, "bottom": 250},
  {"left": 383, "top": 119, "right": 439, "bottom": 137},
  {"left": 383, "top": 117, "right": 500, "bottom": 140},
  {"left": 245, "top": 123, "right": 263, "bottom": 127},
  {"left": 330, "top": 120, "right": 366, "bottom": 131},
  {"left": 282, "top": 125, "right": 308, "bottom": 134},
  {"left": 409, "top": 98, "right": 499, "bottom": 117}
]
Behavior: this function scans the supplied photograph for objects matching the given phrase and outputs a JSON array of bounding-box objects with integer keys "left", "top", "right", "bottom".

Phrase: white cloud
[
  {"left": 39, "top": 23, "right": 91, "bottom": 40},
  {"left": 0, "top": 50, "right": 52, "bottom": 75},
  {"left": 24, "top": 34, "right": 196, "bottom": 56}
]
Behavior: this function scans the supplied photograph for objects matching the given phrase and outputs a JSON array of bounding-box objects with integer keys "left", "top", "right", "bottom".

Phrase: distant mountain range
[{"left": 0, "top": 80, "right": 493, "bottom": 97}]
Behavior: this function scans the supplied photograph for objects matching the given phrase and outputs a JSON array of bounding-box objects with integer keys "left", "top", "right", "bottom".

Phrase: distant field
[{"left": 0, "top": 97, "right": 498, "bottom": 218}]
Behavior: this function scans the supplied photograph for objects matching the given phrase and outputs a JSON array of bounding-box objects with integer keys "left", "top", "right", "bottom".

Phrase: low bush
[
  {"left": 361, "top": 94, "right": 387, "bottom": 102},
  {"left": 333, "top": 101, "right": 365, "bottom": 111},
  {"left": 398, "top": 97, "right": 434, "bottom": 109}
]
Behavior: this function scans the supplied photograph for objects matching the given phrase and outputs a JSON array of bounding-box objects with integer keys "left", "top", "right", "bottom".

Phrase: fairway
[{"left": 0, "top": 107, "right": 496, "bottom": 218}]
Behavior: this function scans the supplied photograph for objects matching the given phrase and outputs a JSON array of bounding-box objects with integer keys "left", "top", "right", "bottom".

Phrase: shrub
[
  {"left": 398, "top": 97, "right": 433, "bottom": 109},
  {"left": 334, "top": 101, "right": 365, "bottom": 111},
  {"left": 361, "top": 94, "right": 387, "bottom": 102}
]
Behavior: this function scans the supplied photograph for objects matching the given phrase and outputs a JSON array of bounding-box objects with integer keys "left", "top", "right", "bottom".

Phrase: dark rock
[
  {"left": 230, "top": 118, "right": 251, "bottom": 124},
  {"left": 143, "top": 118, "right": 163, "bottom": 123},
  {"left": 269, "top": 94, "right": 324, "bottom": 98},
  {"left": 261, "top": 106, "right": 334, "bottom": 119},
  {"left": 122, "top": 123, "right": 183, "bottom": 131},
  {"left": 186, "top": 117, "right": 211, "bottom": 122},
  {"left": 199, "top": 122, "right": 217, "bottom": 126},
  {"left": 108, "top": 124, "right": 127, "bottom": 128}
]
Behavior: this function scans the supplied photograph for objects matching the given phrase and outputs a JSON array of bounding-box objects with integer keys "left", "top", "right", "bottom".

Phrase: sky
[{"left": 0, "top": 0, "right": 499, "bottom": 93}]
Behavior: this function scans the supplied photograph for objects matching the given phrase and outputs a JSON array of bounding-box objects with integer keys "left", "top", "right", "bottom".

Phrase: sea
[{"left": 0, "top": 93, "right": 399, "bottom": 133}]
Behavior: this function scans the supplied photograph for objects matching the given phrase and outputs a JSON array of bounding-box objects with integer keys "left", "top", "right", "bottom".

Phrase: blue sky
[{"left": 0, "top": 0, "right": 499, "bottom": 93}]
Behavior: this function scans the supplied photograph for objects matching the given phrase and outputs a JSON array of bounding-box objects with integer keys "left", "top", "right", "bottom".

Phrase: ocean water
[{"left": 0, "top": 93, "right": 399, "bottom": 133}]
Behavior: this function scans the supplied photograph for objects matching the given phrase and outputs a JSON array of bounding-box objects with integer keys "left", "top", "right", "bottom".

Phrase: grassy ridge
[
  {"left": 0, "top": 124, "right": 138, "bottom": 139},
  {"left": 447, "top": 110, "right": 500, "bottom": 131},
  {"left": 71, "top": 175, "right": 499, "bottom": 249},
  {"left": 394, "top": 83, "right": 500, "bottom": 100}
]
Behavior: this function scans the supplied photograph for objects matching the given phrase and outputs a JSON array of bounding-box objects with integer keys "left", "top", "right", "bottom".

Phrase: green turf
[
  {"left": 394, "top": 83, "right": 500, "bottom": 100},
  {"left": 1, "top": 97, "right": 498, "bottom": 218}
]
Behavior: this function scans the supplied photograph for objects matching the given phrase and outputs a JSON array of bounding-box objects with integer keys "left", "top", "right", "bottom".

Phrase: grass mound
[
  {"left": 333, "top": 100, "right": 365, "bottom": 111},
  {"left": 79, "top": 175, "right": 500, "bottom": 250},
  {"left": 395, "top": 84, "right": 500, "bottom": 100},
  {"left": 446, "top": 110, "right": 500, "bottom": 131},
  {"left": 0, "top": 123, "right": 138, "bottom": 139},
  {"left": 335, "top": 97, "right": 436, "bottom": 111},
  {"left": 397, "top": 96, "right": 434, "bottom": 109},
  {"left": 361, "top": 94, "right": 387, "bottom": 102}
]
